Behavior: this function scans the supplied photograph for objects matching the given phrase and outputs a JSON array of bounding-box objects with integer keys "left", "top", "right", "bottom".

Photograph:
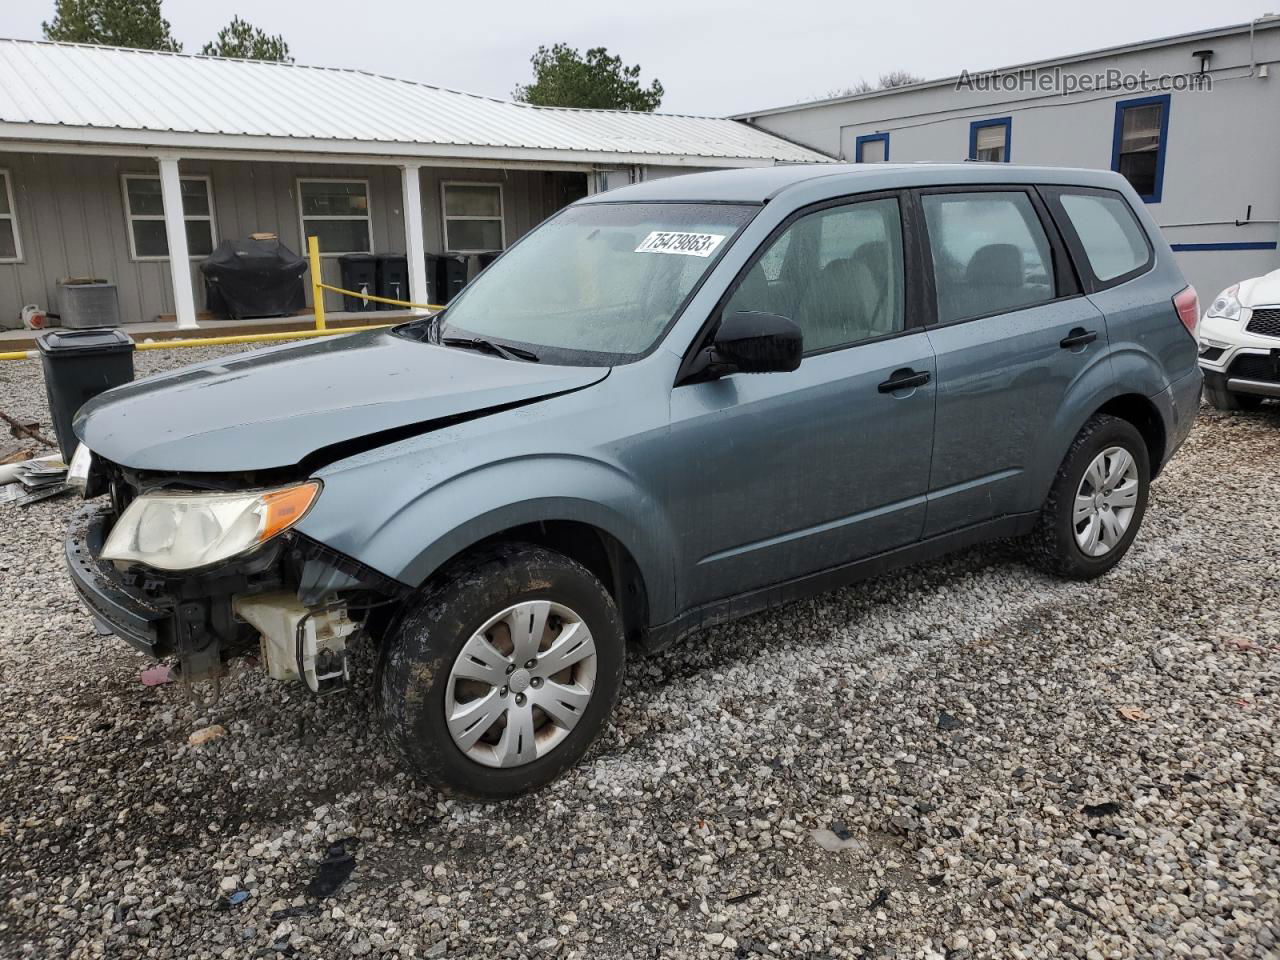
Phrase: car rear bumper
[
  {"left": 65, "top": 504, "right": 169, "bottom": 658},
  {"left": 1152, "top": 366, "right": 1202, "bottom": 471}
]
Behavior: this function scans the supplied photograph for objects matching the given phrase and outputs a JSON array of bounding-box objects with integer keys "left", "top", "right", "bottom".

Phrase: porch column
[
  {"left": 156, "top": 156, "right": 198, "bottom": 329},
  {"left": 400, "top": 162, "right": 430, "bottom": 313}
]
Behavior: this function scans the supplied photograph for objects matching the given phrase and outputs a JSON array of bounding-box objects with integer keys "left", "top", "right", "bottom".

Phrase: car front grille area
[
  {"left": 1228, "top": 353, "right": 1280, "bottom": 384},
  {"left": 1246, "top": 307, "right": 1280, "bottom": 338}
]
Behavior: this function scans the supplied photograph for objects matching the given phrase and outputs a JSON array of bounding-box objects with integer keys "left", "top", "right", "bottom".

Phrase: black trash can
[
  {"left": 37, "top": 328, "right": 135, "bottom": 462},
  {"left": 375, "top": 253, "right": 410, "bottom": 310},
  {"left": 428, "top": 253, "right": 468, "bottom": 304},
  {"left": 338, "top": 253, "right": 378, "bottom": 311}
]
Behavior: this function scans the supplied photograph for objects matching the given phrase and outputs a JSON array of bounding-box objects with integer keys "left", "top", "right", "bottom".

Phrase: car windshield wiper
[{"left": 441, "top": 336, "right": 539, "bottom": 362}]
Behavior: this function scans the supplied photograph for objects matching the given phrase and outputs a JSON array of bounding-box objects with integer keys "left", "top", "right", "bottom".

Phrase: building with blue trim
[{"left": 737, "top": 18, "right": 1280, "bottom": 305}]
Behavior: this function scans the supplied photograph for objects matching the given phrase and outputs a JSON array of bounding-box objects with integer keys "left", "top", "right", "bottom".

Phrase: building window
[
  {"left": 442, "top": 182, "right": 505, "bottom": 252},
  {"left": 122, "top": 174, "right": 216, "bottom": 260},
  {"left": 854, "top": 132, "right": 889, "bottom": 163},
  {"left": 1111, "top": 94, "right": 1170, "bottom": 203},
  {"left": 969, "top": 117, "right": 1011, "bottom": 162},
  {"left": 0, "top": 170, "right": 20, "bottom": 262},
  {"left": 298, "top": 179, "right": 372, "bottom": 255}
]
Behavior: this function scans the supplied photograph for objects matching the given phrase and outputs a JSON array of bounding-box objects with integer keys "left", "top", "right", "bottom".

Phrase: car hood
[
  {"left": 76, "top": 329, "right": 609, "bottom": 472},
  {"left": 1240, "top": 269, "right": 1280, "bottom": 307}
]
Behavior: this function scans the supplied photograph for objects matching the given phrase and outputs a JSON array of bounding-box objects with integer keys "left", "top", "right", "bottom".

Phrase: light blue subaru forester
[{"left": 69, "top": 164, "right": 1202, "bottom": 798}]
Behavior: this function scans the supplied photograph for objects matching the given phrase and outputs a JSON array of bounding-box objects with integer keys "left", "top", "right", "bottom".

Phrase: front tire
[
  {"left": 379, "top": 543, "right": 625, "bottom": 800},
  {"left": 1029, "top": 414, "right": 1150, "bottom": 580},
  {"left": 1206, "top": 385, "right": 1264, "bottom": 411}
]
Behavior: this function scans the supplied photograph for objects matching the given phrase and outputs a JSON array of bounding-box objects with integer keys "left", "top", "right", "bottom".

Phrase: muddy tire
[
  {"left": 1028, "top": 414, "right": 1150, "bottom": 580},
  {"left": 379, "top": 543, "right": 625, "bottom": 800}
]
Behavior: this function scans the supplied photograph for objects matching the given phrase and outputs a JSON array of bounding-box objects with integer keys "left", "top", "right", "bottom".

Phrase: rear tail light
[{"left": 1173, "top": 285, "right": 1199, "bottom": 336}]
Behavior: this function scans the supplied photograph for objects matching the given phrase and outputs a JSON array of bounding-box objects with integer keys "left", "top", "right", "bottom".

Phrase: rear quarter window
[{"left": 1058, "top": 191, "right": 1151, "bottom": 283}]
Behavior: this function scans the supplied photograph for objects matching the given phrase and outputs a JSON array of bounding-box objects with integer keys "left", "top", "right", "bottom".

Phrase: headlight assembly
[
  {"left": 1205, "top": 284, "right": 1243, "bottom": 323},
  {"left": 101, "top": 481, "right": 320, "bottom": 571}
]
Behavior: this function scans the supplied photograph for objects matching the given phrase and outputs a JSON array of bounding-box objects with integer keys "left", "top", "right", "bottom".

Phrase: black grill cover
[{"left": 201, "top": 238, "right": 308, "bottom": 320}]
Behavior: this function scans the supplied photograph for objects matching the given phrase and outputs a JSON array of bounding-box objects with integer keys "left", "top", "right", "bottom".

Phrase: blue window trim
[
  {"left": 1111, "top": 93, "right": 1171, "bottom": 204},
  {"left": 967, "top": 116, "right": 1012, "bottom": 162},
  {"left": 1169, "top": 241, "right": 1277, "bottom": 252},
  {"left": 854, "top": 132, "right": 889, "bottom": 163}
]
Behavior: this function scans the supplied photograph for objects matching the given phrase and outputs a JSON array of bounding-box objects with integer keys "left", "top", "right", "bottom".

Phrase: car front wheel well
[
  {"left": 459, "top": 521, "right": 649, "bottom": 646},
  {"left": 1094, "top": 393, "right": 1167, "bottom": 477}
]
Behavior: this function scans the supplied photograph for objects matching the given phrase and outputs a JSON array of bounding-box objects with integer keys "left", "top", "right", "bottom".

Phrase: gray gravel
[{"left": 1, "top": 345, "right": 1277, "bottom": 959}]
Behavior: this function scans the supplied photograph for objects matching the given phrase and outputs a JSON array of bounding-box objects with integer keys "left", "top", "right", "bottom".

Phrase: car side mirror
[{"left": 709, "top": 311, "right": 803, "bottom": 376}]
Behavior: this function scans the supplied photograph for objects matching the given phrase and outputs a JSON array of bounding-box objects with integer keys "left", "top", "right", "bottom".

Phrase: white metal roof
[{"left": 0, "top": 38, "right": 829, "bottom": 167}]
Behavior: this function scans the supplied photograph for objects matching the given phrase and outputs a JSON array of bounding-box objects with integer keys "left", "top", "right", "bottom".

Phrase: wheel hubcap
[
  {"left": 444, "top": 600, "right": 597, "bottom": 769},
  {"left": 1073, "top": 446, "right": 1139, "bottom": 557}
]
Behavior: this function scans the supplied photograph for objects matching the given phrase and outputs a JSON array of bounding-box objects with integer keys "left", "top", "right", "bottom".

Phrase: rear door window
[
  {"left": 921, "top": 191, "right": 1055, "bottom": 324},
  {"left": 1056, "top": 190, "right": 1152, "bottom": 284}
]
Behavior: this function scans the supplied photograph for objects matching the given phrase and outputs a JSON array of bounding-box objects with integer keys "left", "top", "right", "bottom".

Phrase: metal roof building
[{"left": 0, "top": 39, "right": 828, "bottom": 330}]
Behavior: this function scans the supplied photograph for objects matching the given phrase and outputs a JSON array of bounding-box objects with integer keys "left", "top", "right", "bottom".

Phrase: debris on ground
[
  {"left": 140, "top": 664, "right": 176, "bottom": 686},
  {"left": 187, "top": 723, "right": 227, "bottom": 747},
  {"left": 307, "top": 840, "right": 357, "bottom": 898}
]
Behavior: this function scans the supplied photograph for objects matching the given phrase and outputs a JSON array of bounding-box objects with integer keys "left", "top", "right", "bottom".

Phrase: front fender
[{"left": 299, "top": 453, "right": 678, "bottom": 624}]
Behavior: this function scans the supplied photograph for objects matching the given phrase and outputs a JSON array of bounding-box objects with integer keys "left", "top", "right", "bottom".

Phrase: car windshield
[{"left": 434, "top": 202, "right": 757, "bottom": 364}]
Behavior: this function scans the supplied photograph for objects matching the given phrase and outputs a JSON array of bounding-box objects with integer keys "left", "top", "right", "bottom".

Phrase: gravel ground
[{"left": 0, "top": 345, "right": 1277, "bottom": 960}]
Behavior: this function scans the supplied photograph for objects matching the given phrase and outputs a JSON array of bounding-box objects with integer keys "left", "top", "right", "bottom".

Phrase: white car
[{"left": 1198, "top": 270, "right": 1280, "bottom": 410}]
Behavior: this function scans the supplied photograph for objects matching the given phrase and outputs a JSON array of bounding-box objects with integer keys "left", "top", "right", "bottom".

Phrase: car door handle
[
  {"left": 878, "top": 368, "right": 931, "bottom": 393},
  {"left": 1059, "top": 328, "right": 1098, "bottom": 349}
]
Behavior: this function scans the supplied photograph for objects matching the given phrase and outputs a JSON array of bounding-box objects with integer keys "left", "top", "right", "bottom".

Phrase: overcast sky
[{"left": 0, "top": 0, "right": 1268, "bottom": 115}]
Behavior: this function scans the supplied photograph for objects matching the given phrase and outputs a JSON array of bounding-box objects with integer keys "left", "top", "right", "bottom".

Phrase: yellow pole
[
  {"left": 0, "top": 322, "right": 401, "bottom": 361},
  {"left": 308, "top": 235, "right": 326, "bottom": 331}
]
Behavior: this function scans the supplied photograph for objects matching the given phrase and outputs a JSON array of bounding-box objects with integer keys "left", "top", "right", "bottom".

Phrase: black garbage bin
[
  {"left": 37, "top": 328, "right": 135, "bottom": 462},
  {"left": 428, "top": 253, "right": 468, "bottom": 304},
  {"left": 338, "top": 253, "right": 378, "bottom": 311},
  {"left": 375, "top": 253, "right": 409, "bottom": 310}
]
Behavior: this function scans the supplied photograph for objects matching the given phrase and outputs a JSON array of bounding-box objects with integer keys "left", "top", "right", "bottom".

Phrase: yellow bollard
[{"left": 308, "top": 235, "right": 326, "bottom": 331}]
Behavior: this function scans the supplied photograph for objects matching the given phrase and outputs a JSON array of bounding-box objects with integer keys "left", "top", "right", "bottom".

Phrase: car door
[
  {"left": 916, "top": 186, "right": 1110, "bottom": 536},
  {"left": 665, "top": 193, "right": 937, "bottom": 609}
]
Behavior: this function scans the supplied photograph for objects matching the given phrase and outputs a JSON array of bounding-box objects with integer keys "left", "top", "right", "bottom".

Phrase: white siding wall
[{"left": 747, "top": 24, "right": 1280, "bottom": 303}]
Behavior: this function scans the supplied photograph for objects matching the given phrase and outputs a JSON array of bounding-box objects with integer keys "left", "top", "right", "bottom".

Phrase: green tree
[
  {"left": 514, "top": 44, "right": 663, "bottom": 112},
  {"left": 201, "top": 16, "right": 291, "bottom": 62},
  {"left": 43, "top": 0, "right": 182, "bottom": 51}
]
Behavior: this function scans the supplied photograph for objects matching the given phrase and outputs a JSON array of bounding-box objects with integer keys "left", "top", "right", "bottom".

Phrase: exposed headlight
[
  {"left": 1205, "top": 284, "right": 1243, "bottom": 322},
  {"left": 101, "top": 481, "right": 320, "bottom": 571},
  {"left": 67, "top": 443, "right": 92, "bottom": 494}
]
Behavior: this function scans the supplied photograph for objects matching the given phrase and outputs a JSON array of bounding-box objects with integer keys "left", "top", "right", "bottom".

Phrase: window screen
[
  {"left": 299, "top": 180, "right": 371, "bottom": 254},
  {"left": 724, "top": 197, "right": 905, "bottom": 352},
  {"left": 1114, "top": 99, "right": 1166, "bottom": 199},
  {"left": 0, "top": 171, "right": 19, "bottom": 261},
  {"left": 1059, "top": 191, "right": 1150, "bottom": 282},
  {"left": 971, "top": 121, "right": 1009, "bottom": 162},
  {"left": 922, "top": 191, "right": 1055, "bottom": 324},
  {"left": 857, "top": 136, "right": 888, "bottom": 163},
  {"left": 443, "top": 183, "right": 504, "bottom": 252},
  {"left": 123, "top": 176, "right": 215, "bottom": 259}
]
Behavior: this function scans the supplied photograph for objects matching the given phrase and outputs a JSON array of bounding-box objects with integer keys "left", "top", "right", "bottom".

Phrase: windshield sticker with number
[{"left": 634, "top": 231, "right": 726, "bottom": 258}]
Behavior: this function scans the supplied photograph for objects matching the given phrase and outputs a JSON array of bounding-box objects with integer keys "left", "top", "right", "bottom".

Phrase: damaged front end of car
[{"left": 65, "top": 454, "right": 407, "bottom": 694}]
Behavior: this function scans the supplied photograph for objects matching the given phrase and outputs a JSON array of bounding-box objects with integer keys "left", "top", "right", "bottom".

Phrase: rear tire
[
  {"left": 1029, "top": 414, "right": 1150, "bottom": 580},
  {"left": 379, "top": 543, "right": 625, "bottom": 800},
  {"left": 1206, "top": 385, "right": 1264, "bottom": 411}
]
